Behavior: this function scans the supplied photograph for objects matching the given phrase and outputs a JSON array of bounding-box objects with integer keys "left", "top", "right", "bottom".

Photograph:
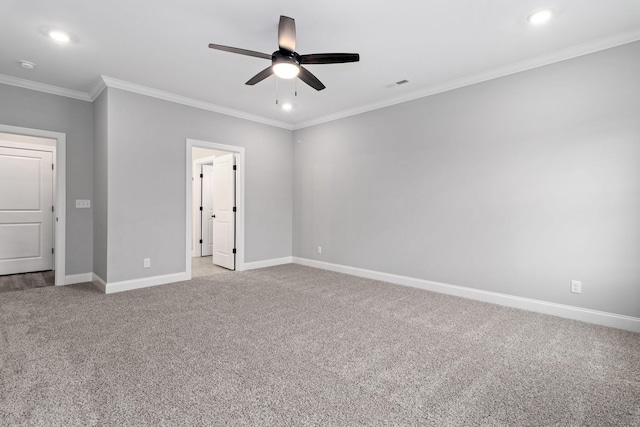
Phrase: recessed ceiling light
[
  {"left": 528, "top": 9, "right": 554, "bottom": 25},
  {"left": 281, "top": 103, "right": 293, "bottom": 111},
  {"left": 19, "top": 60, "right": 36, "bottom": 69},
  {"left": 48, "top": 30, "right": 71, "bottom": 43}
]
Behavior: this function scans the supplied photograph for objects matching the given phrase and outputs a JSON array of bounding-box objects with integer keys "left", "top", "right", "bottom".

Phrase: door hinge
[
  {"left": 52, "top": 205, "right": 54, "bottom": 212},
  {"left": 200, "top": 173, "right": 203, "bottom": 178},
  {"left": 232, "top": 207, "right": 236, "bottom": 212},
  {"left": 232, "top": 248, "right": 236, "bottom": 254},
  {"left": 199, "top": 239, "right": 203, "bottom": 244},
  {"left": 52, "top": 164, "right": 54, "bottom": 170},
  {"left": 199, "top": 206, "right": 203, "bottom": 211},
  {"left": 233, "top": 165, "right": 237, "bottom": 171},
  {"left": 52, "top": 248, "right": 55, "bottom": 254}
]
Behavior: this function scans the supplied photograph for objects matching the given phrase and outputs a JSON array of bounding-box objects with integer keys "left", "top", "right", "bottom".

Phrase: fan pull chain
[
  {"left": 275, "top": 78, "right": 279, "bottom": 105},
  {"left": 295, "top": 79, "right": 298, "bottom": 97}
]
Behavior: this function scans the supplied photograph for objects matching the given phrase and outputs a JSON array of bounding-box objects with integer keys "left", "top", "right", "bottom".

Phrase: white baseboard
[
  {"left": 292, "top": 257, "right": 640, "bottom": 333},
  {"left": 242, "top": 256, "right": 293, "bottom": 271},
  {"left": 92, "top": 273, "right": 107, "bottom": 292},
  {"left": 64, "top": 273, "right": 94, "bottom": 285},
  {"left": 91, "top": 272, "right": 188, "bottom": 294}
]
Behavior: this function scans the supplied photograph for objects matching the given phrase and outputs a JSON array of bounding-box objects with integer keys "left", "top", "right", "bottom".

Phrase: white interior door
[
  {"left": 211, "top": 153, "right": 235, "bottom": 270},
  {"left": 201, "top": 164, "right": 214, "bottom": 256},
  {"left": 0, "top": 146, "right": 54, "bottom": 275}
]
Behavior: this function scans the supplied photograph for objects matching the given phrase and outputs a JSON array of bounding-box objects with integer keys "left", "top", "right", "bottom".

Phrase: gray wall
[
  {"left": 293, "top": 41, "right": 640, "bottom": 318},
  {"left": 0, "top": 84, "right": 94, "bottom": 276},
  {"left": 105, "top": 88, "right": 292, "bottom": 282},
  {"left": 93, "top": 90, "right": 109, "bottom": 280}
]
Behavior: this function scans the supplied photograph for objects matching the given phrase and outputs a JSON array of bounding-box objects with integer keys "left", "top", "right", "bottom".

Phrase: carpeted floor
[{"left": 1, "top": 264, "right": 638, "bottom": 426}]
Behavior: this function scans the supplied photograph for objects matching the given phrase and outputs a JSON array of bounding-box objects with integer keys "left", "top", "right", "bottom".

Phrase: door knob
[{"left": 212, "top": 215, "right": 216, "bottom": 218}]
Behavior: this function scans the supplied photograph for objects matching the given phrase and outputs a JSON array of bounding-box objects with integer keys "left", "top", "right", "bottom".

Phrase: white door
[
  {"left": 0, "top": 146, "right": 54, "bottom": 275},
  {"left": 211, "top": 153, "right": 235, "bottom": 270},
  {"left": 201, "top": 164, "right": 214, "bottom": 256}
]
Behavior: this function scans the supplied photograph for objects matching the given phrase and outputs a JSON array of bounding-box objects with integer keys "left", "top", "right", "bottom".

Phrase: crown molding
[
  {"left": 99, "top": 76, "right": 293, "bottom": 130},
  {"left": 89, "top": 77, "right": 107, "bottom": 101},
  {"left": 293, "top": 28, "right": 640, "bottom": 130},
  {"left": 0, "top": 74, "right": 91, "bottom": 102},
  {"left": 2, "top": 28, "right": 639, "bottom": 132}
]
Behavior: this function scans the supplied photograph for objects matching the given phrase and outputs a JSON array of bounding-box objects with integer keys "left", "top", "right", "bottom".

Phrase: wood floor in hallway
[{"left": 0, "top": 270, "right": 54, "bottom": 293}]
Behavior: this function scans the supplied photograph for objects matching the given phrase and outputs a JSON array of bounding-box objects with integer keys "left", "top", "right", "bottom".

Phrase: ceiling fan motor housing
[{"left": 272, "top": 49, "right": 301, "bottom": 67}]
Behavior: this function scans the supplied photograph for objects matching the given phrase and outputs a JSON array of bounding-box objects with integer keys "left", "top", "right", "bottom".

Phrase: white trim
[
  {"left": 101, "top": 76, "right": 293, "bottom": 130},
  {"left": 0, "top": 74, "right": 91, "bottom": 101},
  {"left": 0, "top": 133, "right": 56, "bottom": 149},
  {"left": 92, "top": 273, "right": 107, "bottom": 292},
  {"left": 88, "top": 77, "right": 107, "bottom": 101},
  {"left": 3, "top": 29, "right": 639, "bottom": 131},
  {"left": 243, "top": 257, "right": 293, "bottom": 271},
  {"left": 0, "top": 124, "right": 66, "bottom": 286},
  {"left": 65, "top": 273, "right": 94, "bottom": 285},
  {"left": 292, "top": 257, "right": 640, "bottom": 333},
  {"left": 186, "top": 140, "right": 246, "bottom": 278},
  {"left": 192, "top": 160, "right": 202, "bottom": 258},
  {"left": 101, "top": 272, "right": 188, "bottom": 294},
  {"left": 293, "top": 29, "right": 640, "bottom": 129}
]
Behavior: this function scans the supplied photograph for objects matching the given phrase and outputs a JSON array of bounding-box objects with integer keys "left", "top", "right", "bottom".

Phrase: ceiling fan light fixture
[
  {"left": 208, "top": 15, "right": 359, "bottom": 91},
  {"left": 273, "top": 62, "right": 299, "bottom": 79}
]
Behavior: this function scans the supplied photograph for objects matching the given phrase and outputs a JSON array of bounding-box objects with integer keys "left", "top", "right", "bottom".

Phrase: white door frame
[
  {"left": 186, "top": 139, "right": 245, "bottom": 277},
  {"left": 0, "top": 124, "right": 66, "bottom": 286}
]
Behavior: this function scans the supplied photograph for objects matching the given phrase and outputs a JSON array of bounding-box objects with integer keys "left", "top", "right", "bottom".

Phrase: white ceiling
[{"left": 2, "top": 0, "right": 639, "bottom": 129}]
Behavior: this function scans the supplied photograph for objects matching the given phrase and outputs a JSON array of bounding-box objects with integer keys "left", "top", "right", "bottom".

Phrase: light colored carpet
[{"left": 1, "top": 264, "right": 638, "bottom": 426}]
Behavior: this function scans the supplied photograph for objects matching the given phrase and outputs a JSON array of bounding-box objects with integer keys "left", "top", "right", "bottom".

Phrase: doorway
[
  {"left": 0, "top": 145, "right": 54, "bottom": 274},
  {"left": 186, "top": 139, "right": 245, "bottom": 279},
  {"left": 0, "top": 125, "right": 66, "bottom": 287},
  {"left": 191, "top": 147, "right": 236, "bottom": 276}
]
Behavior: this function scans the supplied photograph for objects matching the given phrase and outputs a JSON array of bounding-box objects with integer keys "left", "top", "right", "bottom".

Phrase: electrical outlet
[
  {"left": 571, "top": 280, "right": 581, "bottom": 294},
  {"left": 317, "top": 246, "right": 322, "bottom": 254},
  {"left": 144, "top": 258, "right": 151, "bottom": 268}
]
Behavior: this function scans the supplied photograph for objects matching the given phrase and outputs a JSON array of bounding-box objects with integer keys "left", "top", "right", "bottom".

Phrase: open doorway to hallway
[
  {"left": 0, "top": 131, "right": 58, "bottom": 291},
  {"left": 187, "top": 140, "right": 245, "bottom": 279},
  {"left": 191, "top": 146, "right": 234, "bottom": 277}
]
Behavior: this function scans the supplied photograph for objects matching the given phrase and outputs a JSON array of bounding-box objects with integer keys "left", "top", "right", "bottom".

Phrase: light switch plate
[
  {"left": 571, "top": 280, "right": 582, "bottom": 294},
  {"left": 76, "top": 199, "right": 91, "bottom": 208}
]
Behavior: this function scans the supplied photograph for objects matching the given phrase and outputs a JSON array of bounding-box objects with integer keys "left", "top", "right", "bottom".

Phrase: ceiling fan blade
[
  {"left": 298, "top": 66, "right": 325, "bottom": 91},
  {"left": 245, "top": 66, "right": 274, "bottom": 85},
  {"left": 208, "top": 44, "right": 271, "bottom": 60},
  {"left": 278, "top": 16, "right": 296, "bottom": 52},
  {"left": 300, "top": 53, "right": 360, "bottom": 64}
]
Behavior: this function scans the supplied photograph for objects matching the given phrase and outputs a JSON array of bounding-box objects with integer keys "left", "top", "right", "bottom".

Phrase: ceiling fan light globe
[{"left": 273, "top": 62, "right": 299, "bottom": 79}]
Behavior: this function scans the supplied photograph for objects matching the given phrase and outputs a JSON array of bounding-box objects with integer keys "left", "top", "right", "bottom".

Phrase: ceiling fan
[{"left": 208, "top": 16, "right": 359, "bottom": 91}]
